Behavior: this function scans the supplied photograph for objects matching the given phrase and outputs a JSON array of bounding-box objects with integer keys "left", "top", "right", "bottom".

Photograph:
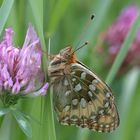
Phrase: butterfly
[{"left": 48, "top": 44, "right": 119, "bottom": 133}]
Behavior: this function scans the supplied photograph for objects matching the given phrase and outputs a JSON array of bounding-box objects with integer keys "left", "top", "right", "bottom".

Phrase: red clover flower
[
  {"left": 0, "top": 25, "right": 48, "bottom": 107},
  {"left": 98, "top": 5, "right": 140, "bottom": 74}
]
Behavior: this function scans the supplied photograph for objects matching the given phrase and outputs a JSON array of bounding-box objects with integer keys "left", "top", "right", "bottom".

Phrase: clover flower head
[
  {"left": 100, "top": 5, "right": 140, "bottom": 74},
  {"left": 0, "top": 25, "right": 48, "bottom": 107},
  {"left": 105, "top": 5, "right": 139, "bottom": 51}
]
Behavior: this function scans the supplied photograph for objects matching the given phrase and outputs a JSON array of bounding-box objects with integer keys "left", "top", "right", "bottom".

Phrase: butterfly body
[{"left": 48, "top": 47, "right": 119, "bottom": 132}]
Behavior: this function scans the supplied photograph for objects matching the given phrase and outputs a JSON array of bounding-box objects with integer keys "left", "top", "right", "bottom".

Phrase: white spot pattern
[
  {"left": 92, "top": 79, "right": 98, "bottom": 84},
  {"left": 88, "top": 91, "right": 93, "bottom": 97},
  {"left": 63, "top": 105, "right": 70, "bottom": 112},
  {"left": 80, "top": 98, "right": 87, "bottom": 108},
  {"left": 64, "top": 90, "right": 71, "bottom": 96},
  {"left": 106, "top": 92, "right": 111, "bottom": 98},
  {"left": 74, "top": 83, "right": 82, "bottom": 92},
  {"left": 104, "top": 102, "right": 109, "bottom": 108},
  {"left": 80, "top": 72, "right": 86, "bottom": 80},
  {"left": 89, "top": 84, "right": 96, "bottom": 91},
  {"left": 72, "top": 99, "right": 78, "bottom": 105},
  {"left": 72, "top": 78, "right": 76, "bottom": 82},
  {"left": 99, "top": 109, "right": 104, "bottom": 114},
  {"left": 64, "top": 79, "right": 69, "bottom": 86}
]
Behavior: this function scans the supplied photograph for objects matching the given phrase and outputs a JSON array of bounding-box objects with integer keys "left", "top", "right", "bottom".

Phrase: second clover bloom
[
  {"left": 98, "top": 5, "right": 140, "bottom": 74},
  {"left": 0, "top": 25, "right": 48, "bottom": 107}
]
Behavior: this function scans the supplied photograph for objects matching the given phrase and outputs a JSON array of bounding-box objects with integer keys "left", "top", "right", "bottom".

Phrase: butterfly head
[
  {"left": 60, "top": 47, "right": 77, "bottom": 62},
  {"left": 49, "top": 46, "right": 77, "bottom": 65},
  {"left": 48, "top": 46, "right": 77, "bottom": 77},
  {"left": 60, "top": 47, "right": 72, "bottom": 58}
]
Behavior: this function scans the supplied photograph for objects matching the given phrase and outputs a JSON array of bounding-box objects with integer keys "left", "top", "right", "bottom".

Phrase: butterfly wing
[{"left": 53, "top": 63, "right": 119, "bottom": 132}]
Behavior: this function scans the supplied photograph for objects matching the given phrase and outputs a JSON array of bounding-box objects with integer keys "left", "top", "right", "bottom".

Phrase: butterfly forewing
[{"left": 48, "top": 47, "right": 119, "bottom": 132}]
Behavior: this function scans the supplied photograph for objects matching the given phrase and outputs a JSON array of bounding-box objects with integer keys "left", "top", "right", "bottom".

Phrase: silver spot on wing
[
  {"left": 80, "top": 98, "right": 87, "bottom": 108},
  {"left": 64, "top": 90, "right": 71, "bottom": 96},
  {"left": 72, "top": 99, "right": 78, "bottom": 106},
  {"left": 63, "top": 105, "right": 70, "bottom": 112},
  {"left": 89, "top": 84, "right": 96, "bottom": 91},
  {"left": 74, "top": 83, "right": 82, "bottom": 92},
  {"left": 64, "top": 78, "right": 69, "bottom": 86},
  {"left": 80, "top": 72, "right": 86, "bottom": 80}
]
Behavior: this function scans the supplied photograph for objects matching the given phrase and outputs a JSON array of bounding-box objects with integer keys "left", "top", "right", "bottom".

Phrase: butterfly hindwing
[{"left": 53, "top": 63, "right": 119, "bottom": 132}]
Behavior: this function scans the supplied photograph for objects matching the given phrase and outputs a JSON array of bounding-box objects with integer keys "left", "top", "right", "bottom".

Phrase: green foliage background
[{"left": 0, "top": 0, "right": 140, "bottom": 140}]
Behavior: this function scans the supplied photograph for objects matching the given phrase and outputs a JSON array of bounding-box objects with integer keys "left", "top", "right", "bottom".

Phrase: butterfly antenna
[
  {"left": 74, "top": 14, "right": 95, "bottom": 50},
  {"left": 72, "top": 41, "right": 89, "bottom": 54}
]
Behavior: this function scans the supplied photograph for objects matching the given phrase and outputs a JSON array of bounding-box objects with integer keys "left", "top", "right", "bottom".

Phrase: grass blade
[
  {"left": 29, "top": 1, "right": 56, "bottom": 140},
  {"left": 0, "top": 0, "right": 14, "bottom": 35},
  {"left": 45, "top": 88, "right": 57, "bottom": 140},
  {"left": 43, "top": 39, "right": 56, "bottom": 140},
  {"left": 47, "top": 0, "right": 71, "bottom": 36},
  {"left": 110, "top": 68, "right": 140, "bottom": 140},
  {"left": 0, "top": 114, "right": 12, "bottom": 140}
]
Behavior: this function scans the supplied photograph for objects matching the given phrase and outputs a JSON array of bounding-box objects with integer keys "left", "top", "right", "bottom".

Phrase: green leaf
[
  {"left": 11, "top": 109, "right": 32, "bottom": 138},
  {"left": 0, "top": 108, "right": 10, "bottom": 117},
  {"left": 106, "top": 13, "right": 140, "bottom": 85},
  {"left": 0, "top": 0, "right": 14, "bottom": 35}
]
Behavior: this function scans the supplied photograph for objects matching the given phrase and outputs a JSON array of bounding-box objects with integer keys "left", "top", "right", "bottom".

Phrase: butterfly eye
[
  {"left": 64, "top": 53, "right": 70, "bottom": 58},
  {"left": 60, "top": 47, "right": 72, "bottom": 57},
  {"left": 60, "top": 51, "right": 71, "bottom": 60}
]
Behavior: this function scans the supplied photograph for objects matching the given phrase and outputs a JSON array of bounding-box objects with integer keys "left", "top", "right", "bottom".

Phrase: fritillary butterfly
[{"left": 48, "top": 46, "right": 119, "bottom": 132}]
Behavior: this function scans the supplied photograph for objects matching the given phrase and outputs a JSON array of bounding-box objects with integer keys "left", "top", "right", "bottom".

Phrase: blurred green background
[{"left": 0, "top": 0, "right": 140, "bottom": 140}]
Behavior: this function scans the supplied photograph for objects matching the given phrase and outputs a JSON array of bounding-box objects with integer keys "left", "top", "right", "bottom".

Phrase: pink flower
[
  {"left": 98, "top": 5, "right": 140, "bottom": 74},
  {"left": 0, "top": 25, "right": 48, "bottom": 106}
]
